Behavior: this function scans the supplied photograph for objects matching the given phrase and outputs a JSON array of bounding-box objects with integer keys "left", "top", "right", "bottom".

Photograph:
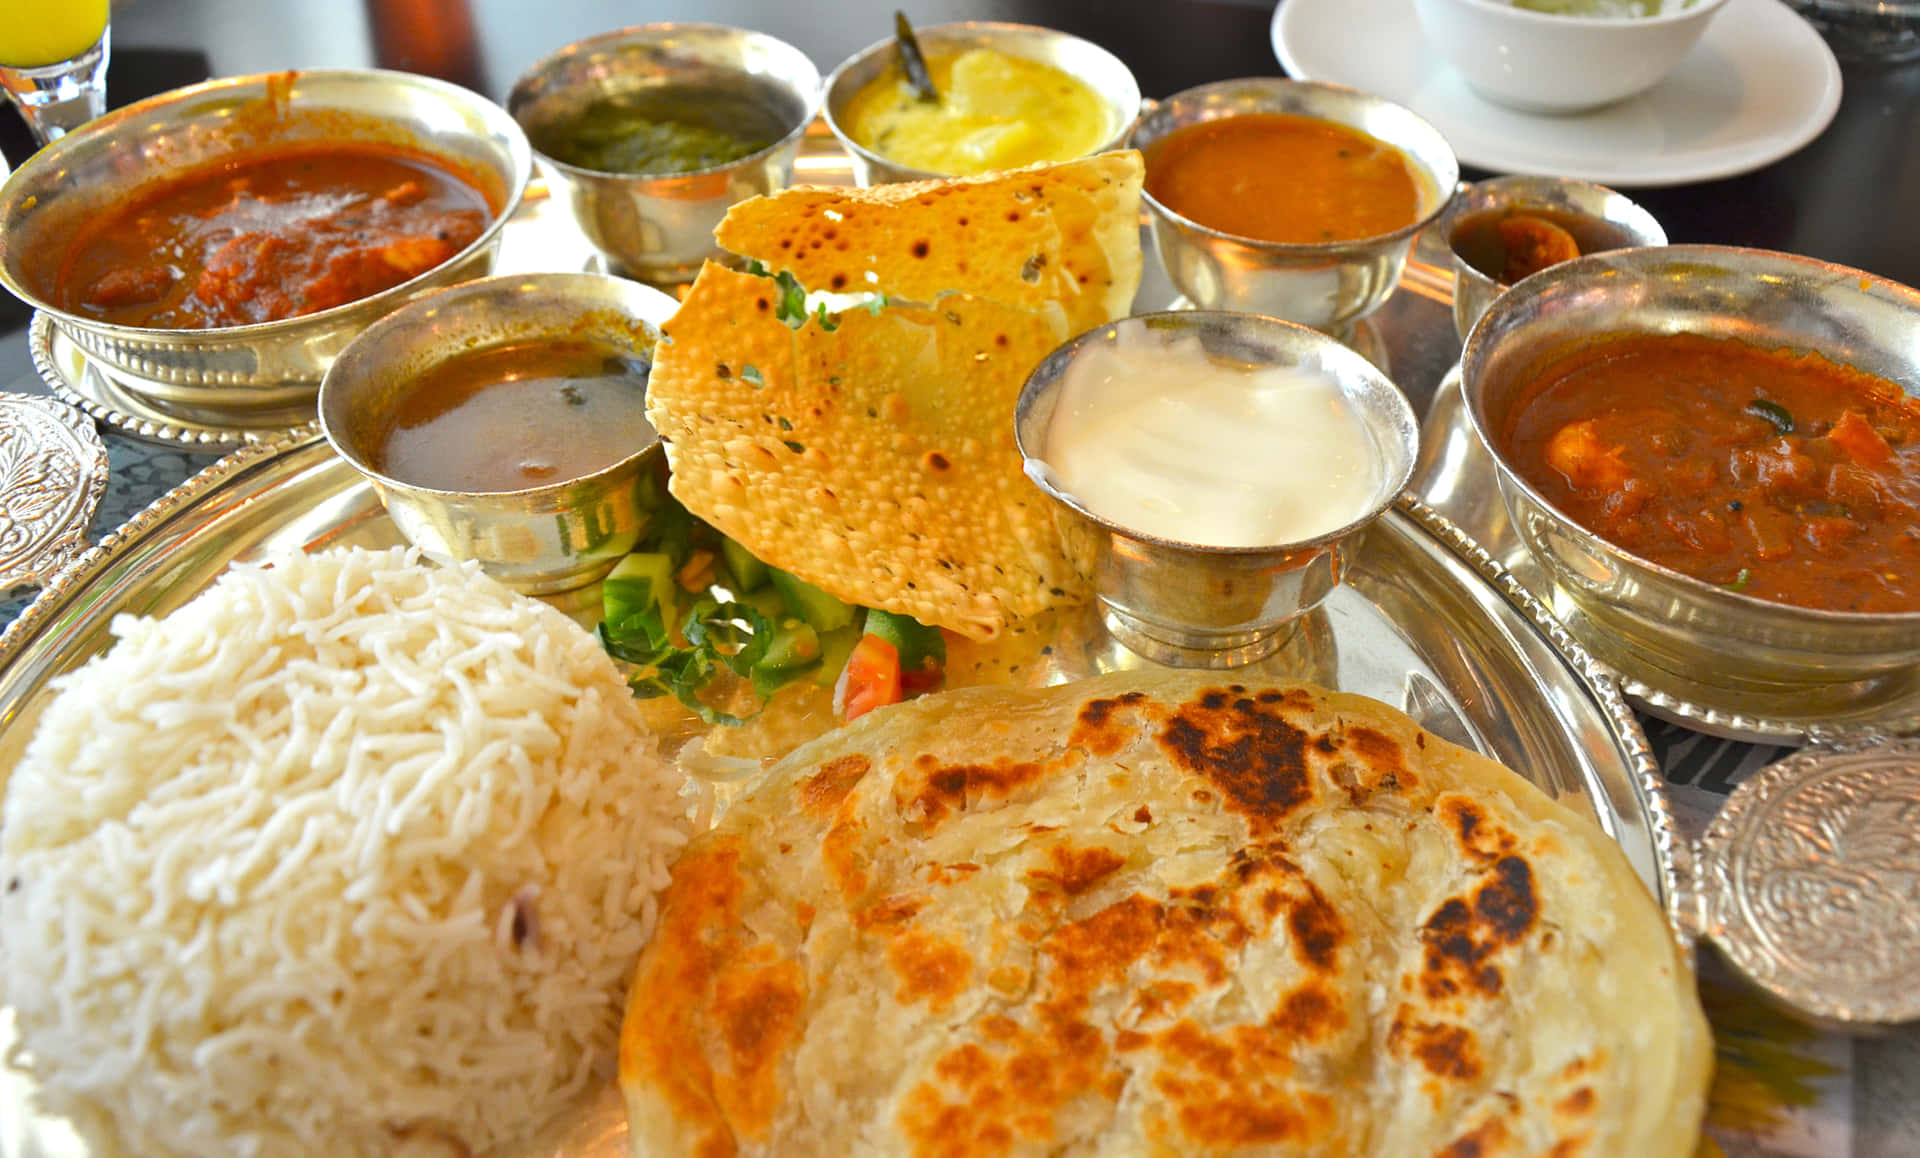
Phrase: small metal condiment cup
[
  {"left": 1016, "top": 311, "right": 1418, "bottom": 668},
  {"left": 1128, "top": 79, "right": 1458, "bottom": 337},
  {"left": 508, "top": 24, "right": 820, "bottom": 285},
  {"left": 1441, "top": 175, "right": 1666, "bottom": 341},
  {"left": 318, "top": 272, "right": 678, "bottom": 595},
  {"left": 822, "top": 21, "right": 1141, "bottom": 185}
]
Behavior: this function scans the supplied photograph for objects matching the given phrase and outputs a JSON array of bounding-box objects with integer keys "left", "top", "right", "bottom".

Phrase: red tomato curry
[
  {"left": 1502, "top": 333, "right": 1920, "bottom": 613},
  {"left": 1144, "top": 112, "right": 1422, "bottom": 245},
  {"left": 55, "top": 142, "right": 493, "bottom": 329}
]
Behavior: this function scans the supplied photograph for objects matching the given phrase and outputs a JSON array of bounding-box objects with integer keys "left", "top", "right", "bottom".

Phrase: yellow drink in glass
[{"left": 0, "top": 0, "right": 109, "bottom": 69}]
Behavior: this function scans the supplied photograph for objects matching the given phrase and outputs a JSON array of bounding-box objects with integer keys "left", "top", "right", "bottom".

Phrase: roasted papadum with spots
[{"left": 620, "top": 670, "right": 1710, "bottom": 1157}]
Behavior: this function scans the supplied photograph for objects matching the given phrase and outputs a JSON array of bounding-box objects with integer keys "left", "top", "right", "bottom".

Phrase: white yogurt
[{"left": 1035, "top": 330, "right": 1384, "bottom": 548}]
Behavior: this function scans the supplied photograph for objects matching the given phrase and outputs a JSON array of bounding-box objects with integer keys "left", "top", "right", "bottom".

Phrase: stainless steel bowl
[
  {"left": 1017, "top": 311, "right": 1418, "bottom": 668},
  {"left": 1441, "top": 174, "right": 1666, "bottom": 340},
  {"left": 1129, "top": 79, "right": 1458, "bottom": 336},
  {"left": 1462, "top": 245, "right": 1920, "bottom": 701},
  {"left": 823, "top": 21, "right": 1141, "bottom": 185},
  {"left": 509, "top": 23, "right": 819, "bottom": 285},
  {"left": 0, "top": 69, "right": 532, "bottom": 419},
  {"left": 318, "top": 272, "right": 678, "bottom": 595}
]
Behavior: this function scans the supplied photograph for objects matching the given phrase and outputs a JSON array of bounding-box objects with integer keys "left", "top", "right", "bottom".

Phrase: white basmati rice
[{"left": 0, "top": 546, "right": 691, "bottom": 1158}]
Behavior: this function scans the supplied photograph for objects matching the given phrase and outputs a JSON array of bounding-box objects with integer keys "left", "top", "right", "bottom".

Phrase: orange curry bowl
[
  {"left": 0, "top": 68, "right": 532, "bottom": 422},
  {"left": 1462, "top": 244, "right": 1920, "bottom": 713}
]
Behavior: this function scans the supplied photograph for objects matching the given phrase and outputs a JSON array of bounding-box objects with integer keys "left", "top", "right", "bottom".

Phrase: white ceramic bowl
[{"left": 1414, "top": 0, "right": 1733, "bottom": 113}]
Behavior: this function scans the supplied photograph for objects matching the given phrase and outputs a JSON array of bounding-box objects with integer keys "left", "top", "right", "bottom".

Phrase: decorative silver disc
[
  {"left": 0, "top": 393, "right": 110, "bottom": 593},
  {"left": 1699, "top": 740, "right": 1920, "bottom": 1027}
]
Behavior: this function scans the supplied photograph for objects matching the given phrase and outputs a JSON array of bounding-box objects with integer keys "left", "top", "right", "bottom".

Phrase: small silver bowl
[
  {"left": 318, "top": 272, "right": 678, "bottom": 595},
  {"left": 822, "top": 21, "right": 1140, "bottom": 184},
  {"left": 1441, "top": 175, "right": 1666, "bottom": 341},
  {"left": 0, "top": 68, "right": 531, "bottom": 418},
  {"left": 1462, "top": 245, "right": 1920, "bottom": 705},
  {"left": 1129, "top": 79, "right": 1457, "bottom": 336},
  {"left": 508, "top": 23, "right": 820, "bottom": 285},
  {"left": 1017, "top": 311, "right": 1418, "bottom": 668}
]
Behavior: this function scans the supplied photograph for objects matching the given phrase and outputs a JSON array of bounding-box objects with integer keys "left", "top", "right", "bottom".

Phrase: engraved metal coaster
[
  {"left": 0, "top": 393, "right": 109, "bottom": 593},
  {"left": 1698, "top": 739, "right": 1920, "bottom": 1027}
]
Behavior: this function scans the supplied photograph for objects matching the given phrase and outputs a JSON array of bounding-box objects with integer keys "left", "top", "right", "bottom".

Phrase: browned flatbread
[{"left": 619, "top": 671, "right": 1711, "bottom": 1156}]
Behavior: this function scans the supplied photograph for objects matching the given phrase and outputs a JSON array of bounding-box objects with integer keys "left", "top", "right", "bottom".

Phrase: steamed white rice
[{"left": 0, "top": 546, "right": 691, "bottom": 1158}]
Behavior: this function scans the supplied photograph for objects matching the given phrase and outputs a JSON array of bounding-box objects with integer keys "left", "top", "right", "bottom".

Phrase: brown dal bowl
[
  {"left": 318, "top": 272, "right": 678, "bottom": 596},
  {"left": 1128, "top": 78, "right": 1457, "bottom": 336},
  {"left": 1461, "top": 244, "right": 1920, "bottom": 712},
  {"left": 0, "top": 68, "right": 532, "bottom": 423}
]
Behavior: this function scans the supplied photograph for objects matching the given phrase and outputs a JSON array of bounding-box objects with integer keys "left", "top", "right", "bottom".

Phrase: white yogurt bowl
[{"left": 1414, "top": 0, "right": 1733, "bottom": 113}]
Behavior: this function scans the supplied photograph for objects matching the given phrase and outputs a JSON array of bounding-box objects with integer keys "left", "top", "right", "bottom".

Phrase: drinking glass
[{"left": 0, "top": 0, "right": 110, "bottom": 146}]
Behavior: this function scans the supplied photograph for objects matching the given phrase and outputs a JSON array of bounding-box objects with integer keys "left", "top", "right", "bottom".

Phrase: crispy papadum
[
  {"left": 646, "top": 154, "right": 1144, "bottom": 640},
  {"left": 620, "top": 671, "right": 1710, "bottom": 1157}
]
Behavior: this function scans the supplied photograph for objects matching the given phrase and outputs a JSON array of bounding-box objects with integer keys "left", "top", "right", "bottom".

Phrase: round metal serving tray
[
  {"left": 1415, "top": 365, "right": 1920, "bottom": 746},
  {"left": 0, "top": 434, "right": 1681, "bottom": 1157}
]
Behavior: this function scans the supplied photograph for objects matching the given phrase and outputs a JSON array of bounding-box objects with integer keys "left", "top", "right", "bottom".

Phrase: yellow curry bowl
[
  {"left": 0, "top": 68, "right": 531, "bottom": 422},
  {"left": 1129, "top": 78, "right": 1458, "bottom": 337},
  {"left": 318, "top": 272, "right": 678, "bottom": 597},
  {"left": 823, "top": 21, "right": 1141, "bottom": 185},
  {"left": 1462, "top": 244, "right": 1920, "bottom": 702},
  {"left": 508, "top": 23, "right": 820, "bottom": 286}
]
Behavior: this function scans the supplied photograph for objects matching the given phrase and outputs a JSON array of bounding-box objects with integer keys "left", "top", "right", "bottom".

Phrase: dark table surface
[{"left": 1, "top": 1, "right": 1917, "bottom": 1151}]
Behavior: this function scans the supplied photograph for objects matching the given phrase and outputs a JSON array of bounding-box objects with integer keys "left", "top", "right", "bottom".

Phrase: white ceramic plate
[{"left": 1272, "top": 0, "right": 1842, "bottom": 187}]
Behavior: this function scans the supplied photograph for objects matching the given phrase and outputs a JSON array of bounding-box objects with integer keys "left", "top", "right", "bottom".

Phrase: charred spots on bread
[
  {"left": 797, "top": 753, "right": 872, "bottom": 817},
  {"left": 1438, "top": 793, "right": 1520, "bottom": 863},
  {"left": 1070, "top": 691, "right": 1149, "bottom": 755},
  {"left": 899, "top": 754, "right": 1049, "bottom": 828},
  {"left": 1269, "top": 982, "right": 1346, "bottom": 1042},
  {"left": 1418, "top": 855, "right": 1540, "bottom": 999},
  {"left": 1389, "top": 1010, "right": 1484, "bottom": 1081},
  {"left": 1286, "top": 882, "right": 1345, "bottom": 973},
  {"left": 1025, "top": 843, "right": 1128, "bottom": 898},
  {"left": 1437, "top": 1116, "right": 1514, "bottom": 1157},
  {"left": 1157, "top": 691, "right": 1313, "bottom": 834}
]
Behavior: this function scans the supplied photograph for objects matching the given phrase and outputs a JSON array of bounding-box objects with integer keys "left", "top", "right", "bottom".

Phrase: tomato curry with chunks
[
  {"left": 54, "top": 141, "right": 493, "bottom": 329},
  {"left": 1501, "top": 332, "right": 1920, "bottom": 614}
]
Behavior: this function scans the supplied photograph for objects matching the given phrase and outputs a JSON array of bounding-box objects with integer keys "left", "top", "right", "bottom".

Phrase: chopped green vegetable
[
  {"left": 863, "top": 607, "right": 946, "bottom": 674},
  {"left": 1725, "top": 568, "right": 1752, "bottom": 592},
  {"left": 1746, "top": 399, "right": 1795, "bottom": 435},
  {"left": 721, "top": 536, "right": 770, "bottom": 593},
  {"left": 769, "top": 567, "right": 857, "bottom": 631}
]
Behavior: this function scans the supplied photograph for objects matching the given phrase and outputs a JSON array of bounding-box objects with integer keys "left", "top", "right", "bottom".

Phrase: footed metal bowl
[
  {"left": 1440, "top": 174, "right": 1666, "bottom": 341},
  {"left": 1017, "top": 310, "right": 1418, "bottom": 668},
  {"left": 508, "top": 23, "right": 820, "bottom": 285},
  {"left": 1462, "top": 245, "right": 1920, "bottom": 706},
  {"left": 1128, "top": 78, "right": 1458, "bottom": 336},
  {"left": 318, "top": 272, "right": 678, "bottom": 595},
  {"left": 0, "top": 68, "right": 532, "bottom": 420},
  {"left": 823, "top": 21, "right": 1140, "bottom": 185}
]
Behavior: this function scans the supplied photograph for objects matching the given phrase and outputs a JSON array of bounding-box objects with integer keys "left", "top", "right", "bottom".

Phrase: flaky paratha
[{"left": 620, "top": 671, "right": 1709, "bottom": 1157}]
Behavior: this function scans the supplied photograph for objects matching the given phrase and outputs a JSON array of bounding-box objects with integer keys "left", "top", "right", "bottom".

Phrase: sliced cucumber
[
  {"left": 864, "top": 607, "right": 946, "bottom": 673},
  {"left": 769, "top": 567, "right": 856, "bottom": 632},
  {"left": 721, "top": 537, "right": 770, "bottom": 594}
]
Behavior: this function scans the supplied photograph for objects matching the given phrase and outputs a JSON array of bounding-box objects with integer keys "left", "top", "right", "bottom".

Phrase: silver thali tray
[
  {"left": 0, "top": 429, "right": 1683, "bottom": 1157},
  {"left": 1414, "top": 366, "right": 1920, "bottom": 746}
]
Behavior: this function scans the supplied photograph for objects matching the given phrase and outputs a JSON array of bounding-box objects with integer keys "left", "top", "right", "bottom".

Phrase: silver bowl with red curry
[
  {"left": 1462, "top": 245, "right": 1920, "bottom": 703},
  {"left": 0, "top": 68, "right": 532, "bottom": 421}
]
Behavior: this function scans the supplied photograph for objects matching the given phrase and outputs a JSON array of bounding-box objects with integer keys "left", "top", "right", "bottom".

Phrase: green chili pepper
[
  {"left": 1724, "top": 568, "right": 1752, "bottom": 592},
  {"left": 1746, "top": 399, "right": 1795, "bottom": 435}
]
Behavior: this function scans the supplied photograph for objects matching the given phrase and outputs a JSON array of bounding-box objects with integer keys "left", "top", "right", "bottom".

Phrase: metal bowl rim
[
  {"left": 1016, "top": 309, "right": 1419, "bottom": 554},
  {"left": 317, "top": 271, "right": 670, "bottom": 499},
  {"left": 0, "top": 66, "right": 533, "bottom": 343},
  {"left": 1460, "top": 241, "right": 1920, "bottom": 629},
  {"left": 821, "top": 20, "right": 1143, "bottom": 183},
  {"left": 506, "top": 21, "right": 824, "bottom": 181},
  {"left": 1129, "top": 77, "right": 1459, "bottom": 254}
]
